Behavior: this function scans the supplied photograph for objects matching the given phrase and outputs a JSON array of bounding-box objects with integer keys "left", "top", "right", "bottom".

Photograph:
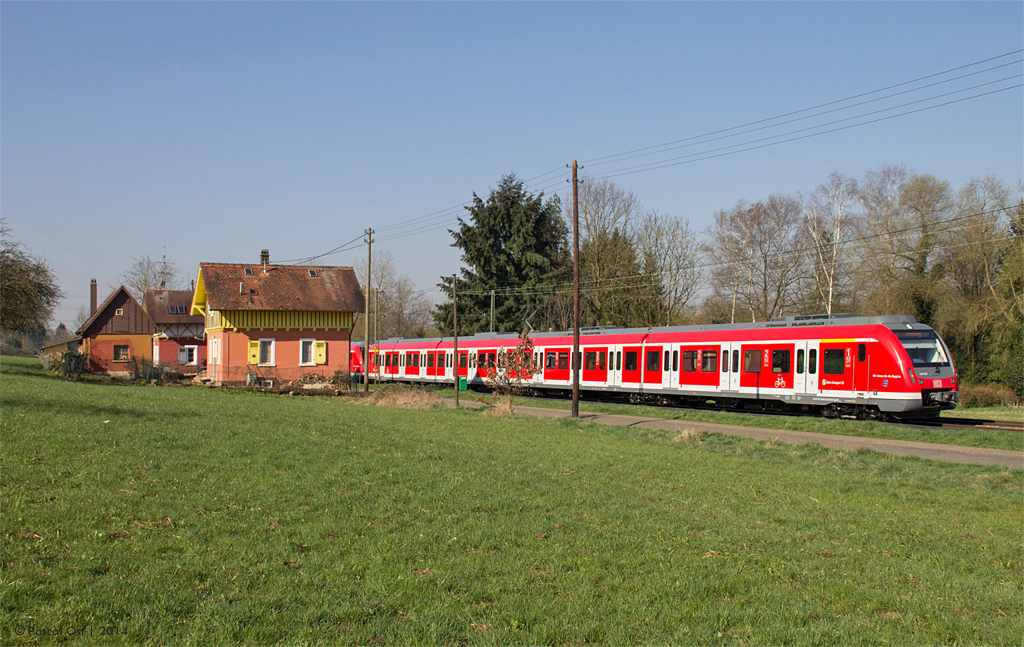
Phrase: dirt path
[{"left": 442, "top": 399, "right": 1023, "bottom": 469}]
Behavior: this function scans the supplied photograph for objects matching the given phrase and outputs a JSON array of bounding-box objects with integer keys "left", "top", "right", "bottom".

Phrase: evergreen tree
[{"left": 434, "top": 174, "right": 569, "bottom": 335}]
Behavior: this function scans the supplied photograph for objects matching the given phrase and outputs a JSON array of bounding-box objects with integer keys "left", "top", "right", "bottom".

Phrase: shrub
[{"left": 958, "top": 383, "right": 1020, "bottom": 408}]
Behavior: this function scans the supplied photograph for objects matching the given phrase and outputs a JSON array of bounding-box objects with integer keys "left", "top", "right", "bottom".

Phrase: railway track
[
  {"left": 507, "top": 390, "right": 1023, "bottom": 432},
  {"left": 926, "top": 417, "right": 1024, "bottom": 433}
]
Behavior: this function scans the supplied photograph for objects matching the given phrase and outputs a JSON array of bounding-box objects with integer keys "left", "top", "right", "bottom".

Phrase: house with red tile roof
[
  {"left": 144, "top": 289, "right": 207, "bottom": 375},
  {"left": 189, "top": 250, "right": 364, "bottom": 387}
]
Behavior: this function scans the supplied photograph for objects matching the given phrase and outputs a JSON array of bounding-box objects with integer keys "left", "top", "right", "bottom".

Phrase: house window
[
  {"left": 300, "top": 339, "right": 316, "bottom": 366},
  {"left": 259, "top": 339, "right": 275, "bottom": 366},
  {"left": 178, "top": 346, "right": 198, "bottom": 366},
  {"left": 113, "top": 345, "right": 129, "bottom": 361},
  {"left": 115, "top": 308, "right": 124, "bottom": 316}
]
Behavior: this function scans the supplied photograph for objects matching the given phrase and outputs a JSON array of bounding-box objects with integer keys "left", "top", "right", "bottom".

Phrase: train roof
[{"left": 372, "top": 314, "right": 928, "bottom": 346}]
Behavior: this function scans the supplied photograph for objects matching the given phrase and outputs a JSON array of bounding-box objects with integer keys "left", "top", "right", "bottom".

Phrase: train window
[
  {"left": 477, "top": 351, "right": 485, "bottom": 366},
  {"left": 796, "top": 349, "right": 804, "bottom": 374},
  {"left": 664, "top": 351, "right": 670, "bottom": 371},
  {"left": 673, "top": 350, "right": 679, "bottom": 372},
  {"left": 488, "top": 352, "right": 497, "bottom": 367},
  {"left": 703, "top": 350, "right": 718, "bottom": 372},
  {"left": 646, "top": 350, "right": 661, "bottom": 372},
  {"left": 624, "top": 351, "right": 637, "bottom": 371},
  {"left": 546, "top": 352, "right": 557, "bottom": 369},
  {"left": 743, "top": 350, "right": 761, "bottom": 373},
  {"left": 460, "top": 354, "right": 468, "bottom": 369},
  {"left": 599, "top": 352, "right": 606, "bottom": 371},
  {"left": 427, "top": 354, "right": 434, "bottom": 368},
  {"left": 808, "top": 349, "right": 817, "bottom": 374},
  {"left": 401, "top": 354, "right": 405, "bottom": 367},
  {"left": 823, "top": 349, "right": 844, "bottom": 374},
  {"left": 585, "top": 351, "right": 597, "bottom": 371},
  {"left": 772, "top": 349, "right": 791, "bottom": 373},
  {"left": 413, "top": 354, "right": 420, "bottom": 368},
  {"left": 682, "top": 351, "right": 698, "bottom": 372},
  {"left": 732, "top": 350, "right": 740, "bottom": 372},
  {"left": 616, "top": 351, "right": 621, "bottom": 371},
  {"left": 857, "top": 343, "right": 866, "bottom": 362},
  {"left": 722, "top": 353, "right": 728, "bottom": 372},
  {"left": 558, "top": 352, "right": 569, "bottom": 370}
]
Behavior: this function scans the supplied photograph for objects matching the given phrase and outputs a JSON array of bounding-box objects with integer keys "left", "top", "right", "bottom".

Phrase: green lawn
[{"left": 2, "top": 357, "right": 1021, "bottom": 645}]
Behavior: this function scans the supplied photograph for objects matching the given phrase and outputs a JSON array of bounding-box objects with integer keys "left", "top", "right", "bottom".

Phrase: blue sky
[{"left": 2, "top": 1, "right": 1022, "bottom": 328}]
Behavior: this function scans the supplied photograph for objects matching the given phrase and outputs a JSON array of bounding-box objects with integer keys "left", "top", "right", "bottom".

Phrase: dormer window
[
  {"left": 308, "top": 269, "right": 318, "bottom": 278},
  {"left": 244, "top": 268, "right": 254, "bottom": 276}
]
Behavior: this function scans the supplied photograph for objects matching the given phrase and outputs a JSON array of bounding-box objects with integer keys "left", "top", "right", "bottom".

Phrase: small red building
[
  {"left": 76, "top": 282, "right": 155, "bottom": 376},
  {"left": 190, "top": 250, "right": 364, "bottom": 387},
  {"left": 144, "top": 290, "right": 207, "bottom": 375}
]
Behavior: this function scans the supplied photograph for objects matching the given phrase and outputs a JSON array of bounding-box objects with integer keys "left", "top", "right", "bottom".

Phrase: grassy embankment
[
  {"left": 453, "top": 390, "right": 1023, "bottom": 452},
  {"left": 2, "top": 356, "right": 1021, "bottom": 645}
]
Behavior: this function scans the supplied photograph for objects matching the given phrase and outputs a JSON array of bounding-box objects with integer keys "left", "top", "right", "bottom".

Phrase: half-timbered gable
[
  {"left": 144, "top": 289, "right": 207, "bottom": 373},
  {"left": 190, "top": 250, "right": 364, "bottom": 386}
]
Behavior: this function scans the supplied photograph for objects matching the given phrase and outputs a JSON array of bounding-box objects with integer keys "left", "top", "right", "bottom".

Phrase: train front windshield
[{"left": 893, "top": 329, "right": 950, "bottom": 368}]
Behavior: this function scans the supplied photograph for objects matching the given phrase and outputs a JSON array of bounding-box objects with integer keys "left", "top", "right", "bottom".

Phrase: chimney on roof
[
  {"left": 260, "top": 249, "right": 269, "bottom": 275},
  {"left": 90, "top": 279, "right": 97, "bottom": 315}
]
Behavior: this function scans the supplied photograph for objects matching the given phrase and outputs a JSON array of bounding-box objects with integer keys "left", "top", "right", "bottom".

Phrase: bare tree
[
  {"left": 354, "top": 250, "right": 434, "bottom": 340},
  {"left": 634, "top": 210, "right": 702, "bottom": 325},
  {"left": 800, "top": 172, "right": 859, "bottom": 315},
  {"left": 705, "top": 196, "right": 802, "bottom": 322},
  {"left": 942, "top": 176, "right": 1012, "bottom": 302},
  {"left": 855, "top": 166, "right": 953, "bottom": 321},
  {"left": 574, "top": 178, "right": 647, "bottom": 326},
  {"left": 118, "top": 255, "right": 182, "bottom": 299}
]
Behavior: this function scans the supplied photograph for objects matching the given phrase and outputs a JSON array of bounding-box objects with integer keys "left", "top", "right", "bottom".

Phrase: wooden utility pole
[
  {"left": 452, "top": 274, "right": 459, "bottom": 408},
  {"left": 571, "top": 160, "right": 580, "bottom": 418},
  {"left": 363, "top": 227, "right": 373, "bottom": 394}
]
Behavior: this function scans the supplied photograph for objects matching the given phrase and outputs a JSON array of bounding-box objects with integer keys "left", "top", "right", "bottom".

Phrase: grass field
[{"left": 2, "top": 356, "right": 1021, "bottom": 645}]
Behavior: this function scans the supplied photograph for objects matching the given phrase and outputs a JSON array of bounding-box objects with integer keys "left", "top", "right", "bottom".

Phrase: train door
[
  {"left": 621, "top": 345, "right": 642, "bottom": 387},
  {"left": 642, "top": 345, "right": 663, "bottom": 387},
  {"left": 721, "top": 343, "right": 742, "bottom": 394},
  {"left": 819, "top": 343, "right": 854, "bottom": 392},
  {"left": 581, "top": 347, "right": 608, "bottom": 385},
  {"left": 605, "top": 347, "right": 621, "bottom": 389},
  {"left": 793, "top": 341, "right": 819, "bottom": 394},
  {"left": 793, "top": 342, "right": 808, "bottom": 393},
  {"left": 854, "top": 342, "right": 870, "bottom": 394}
]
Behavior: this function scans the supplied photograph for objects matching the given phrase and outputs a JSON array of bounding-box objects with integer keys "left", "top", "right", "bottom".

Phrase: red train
[{"left": 350, "top": 314, "right": 958, "bottom": 419}]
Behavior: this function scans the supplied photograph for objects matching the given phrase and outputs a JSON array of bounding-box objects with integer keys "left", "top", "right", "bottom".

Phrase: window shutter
[
  {"left": 314, "top": 341, "right": 327, "bottom": 365},
  {"left": 248, "top": 340, "right": 259, "bottom": 364}
]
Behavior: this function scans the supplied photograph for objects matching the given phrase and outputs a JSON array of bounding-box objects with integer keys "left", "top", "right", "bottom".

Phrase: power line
[{"left": 581, "top": 49, "right": 1023, "bottom": 166}]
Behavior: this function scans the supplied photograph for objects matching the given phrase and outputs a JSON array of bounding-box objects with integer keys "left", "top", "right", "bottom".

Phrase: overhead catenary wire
[{"left": 283, "top": 50, "right": 1022, "bottom": 271}]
